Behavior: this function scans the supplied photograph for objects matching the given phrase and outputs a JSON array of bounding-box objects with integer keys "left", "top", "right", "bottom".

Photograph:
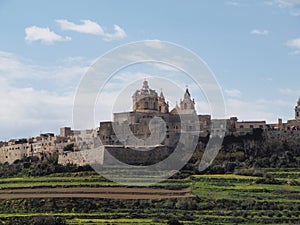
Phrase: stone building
[
  {"left": 99, "top": 80, "right": 205, "bottom": 147},
  {"left": 0, "top": 133, "right": 71, "bottom": 164},
  {"left": 226, "top": 117, "right": 266, "bottom": 135}
]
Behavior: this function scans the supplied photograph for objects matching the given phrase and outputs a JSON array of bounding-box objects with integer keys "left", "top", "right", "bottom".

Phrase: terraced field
[
  {"left": 0, "top": 169, "right": 298, "bottom": 224},
  {"left": 0, "top": 187, "right": 192, "bottom": 199}
]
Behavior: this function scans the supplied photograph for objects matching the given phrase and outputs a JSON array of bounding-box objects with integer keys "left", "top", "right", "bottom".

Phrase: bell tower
[
  {"left": 179, "top": 87, "right": 196, "bottom": 114},
  {"left": 158, "top": 90, "right": 169, "bottom": 113}
]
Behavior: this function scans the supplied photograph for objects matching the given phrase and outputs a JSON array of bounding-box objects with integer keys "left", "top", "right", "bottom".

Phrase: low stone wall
[
  {"left": 58, "top": 148, "right": 105, "bottom": 166},
  {"left": 265, "top": 130, "right": 300, "bottom": 144},
  {"left": 58, "top": 145, "right": 173, "bottom": 166},
  {"left": 103, "top": 145, "right": 173, "bottom": 166}
]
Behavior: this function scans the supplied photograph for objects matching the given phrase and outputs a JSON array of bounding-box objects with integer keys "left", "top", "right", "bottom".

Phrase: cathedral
[{"left": 99, "top": 80, "right": 209, "bottom": 146}]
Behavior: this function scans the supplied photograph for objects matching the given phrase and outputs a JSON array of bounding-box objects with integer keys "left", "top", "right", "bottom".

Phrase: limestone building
[{"left": 99, "top": 80, "right": 209, "bottom": 147}]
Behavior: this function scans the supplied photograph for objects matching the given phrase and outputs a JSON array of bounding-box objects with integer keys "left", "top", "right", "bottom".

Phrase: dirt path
[{"left": 0, "top": 187, "right": 192, "bottom": 199}]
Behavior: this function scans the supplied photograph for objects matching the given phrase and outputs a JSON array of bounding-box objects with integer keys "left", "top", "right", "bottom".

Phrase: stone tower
[
  {"left": 132, "top": 80, "right": 158, "bottom": 112},
  {"left": 158, "top": 90, "right": 169, "bottom": 113},
  {"left": 295, "top": 98, "right": 300, "bottom": 121},
  {"left": 179, "top": 87, "right": 196, "bottom": 114}
]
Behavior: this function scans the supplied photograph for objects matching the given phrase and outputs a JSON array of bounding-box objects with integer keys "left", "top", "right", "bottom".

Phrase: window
[
  {"left": 145, "top": 102, "right": 149, "bottom": 109},
  {"left": 250, "top": 125, "right": 254, "bottom": 129},
  {"left": 184, "top": 103, "right": 187, "bottom": 109},
  {"left": 259, "top": 125, "right": 263, "bottom": 129},
  {"left": 239, "top": 125, "right": 244, "bottom": 128}
]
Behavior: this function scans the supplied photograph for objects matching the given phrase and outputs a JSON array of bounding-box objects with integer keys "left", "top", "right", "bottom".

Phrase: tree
[
  {"left": 167, "top": 218, "right": 184, "bottom": 225},
  {"left": 63, "top": 143, "right": 74, "bottom": 152}
]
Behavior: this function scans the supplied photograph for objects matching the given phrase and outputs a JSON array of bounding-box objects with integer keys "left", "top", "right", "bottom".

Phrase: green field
[{"left": 0, "top": 169, "right": 299, "bottom": 225}]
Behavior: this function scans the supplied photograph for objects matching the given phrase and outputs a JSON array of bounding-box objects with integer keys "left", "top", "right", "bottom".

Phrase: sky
[{"left": 0, "top": 0, "right": 300, "bottom": 140}]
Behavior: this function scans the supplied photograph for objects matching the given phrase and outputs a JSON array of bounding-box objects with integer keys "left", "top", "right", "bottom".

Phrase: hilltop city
[{"left": 1, "top": 80, "right": 300, "bottom": 166}]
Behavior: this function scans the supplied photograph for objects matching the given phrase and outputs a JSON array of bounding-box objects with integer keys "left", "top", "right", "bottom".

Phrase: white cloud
[
  {"left": 56, "top": 19, "right": 103, "bottom": 35},
  {"left": 63, "top": 56, "right": 86, "bottom": 63},
  {"left": 0, "top": 77, "right": 74, "bottom": 140},
  {"left": 288, "top": 50, "right": 300, "bottom": 55},
  {"left": 144, "top": 40, "right": 164, "bottom": 49},
  {"left": 226, "top": 1, "right": 240, "bottom": 6},
  {"left": 103, "top": 24, "right": 127, "bottom": 41},
  {"left": 290, "top": 9, "right": 300, "bottom": 15},
  {"left": 273, "top": 0, "right": 300, "bottom": 8},
  {"left": 251, "top": 29, "right": 269, "bottom": 35},
  {"left": 0, "top": 51, "right": 88, "bottom": 86},
  {"left": 56, "top": 19, "right": 126, "bottom": 41},
  {"left": 286, "top": 37, "right": 300, "bottom": 54},
  {"left": 286, "top": 37, "right": 300, "bottom": 49},
  {"left": 226, "top": 98, "right": 290, "bottom": 123},
  {"left": 25, "top": 26, "right": 71, "bottom": 44},
  {"left": 266, "top": 0, "right": 300, "bottom": 15},
  {"left": 225, "top": 89, "right": 241, "bottom": 97},
  {"left": 279, "top": 88, "right": 300, "bottom": 95},
  {"left": 264, "top": 1, "right": 274, "bottom": 6},
  {"left": 0, "top": 51, "right": 92, "bottom": 140},
  {"left": 153, "top": 63, "right": 180, "bottom": 72}
]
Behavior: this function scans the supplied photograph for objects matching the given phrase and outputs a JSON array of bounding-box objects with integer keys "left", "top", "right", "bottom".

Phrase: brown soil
[{"left": 0, "top": 187, "right": 192, "bottom": 199}]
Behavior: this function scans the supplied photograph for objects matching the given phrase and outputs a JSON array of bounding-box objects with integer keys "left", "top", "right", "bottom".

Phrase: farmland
[{"left": 0, "top": 168, "right": 299, "bottom": 224}]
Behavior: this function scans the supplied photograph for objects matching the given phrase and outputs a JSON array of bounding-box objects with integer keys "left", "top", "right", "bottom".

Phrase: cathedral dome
[
  {"left": 134, "top": 80, "right": 157, "bottom": 97},
  {"left": 132, "top": 80, "right": 158, "bottom": 112}
]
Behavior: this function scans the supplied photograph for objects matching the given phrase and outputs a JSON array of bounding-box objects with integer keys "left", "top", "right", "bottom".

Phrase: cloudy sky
[{"left": 0, "top": 0, "right": 300, "bottom": 140}]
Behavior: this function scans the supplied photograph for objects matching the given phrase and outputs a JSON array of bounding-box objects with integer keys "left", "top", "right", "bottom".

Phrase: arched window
[
  {"left": 184, "top": 103, "right": 187, "bottom": 109},
  {"left": 145, "top": 102, "right": 149, "bottom": 109}
]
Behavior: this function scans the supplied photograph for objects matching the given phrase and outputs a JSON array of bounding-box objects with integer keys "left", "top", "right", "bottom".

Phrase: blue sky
[{"left": 0, "top": 0, "right": 300, "bottom": 140}]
